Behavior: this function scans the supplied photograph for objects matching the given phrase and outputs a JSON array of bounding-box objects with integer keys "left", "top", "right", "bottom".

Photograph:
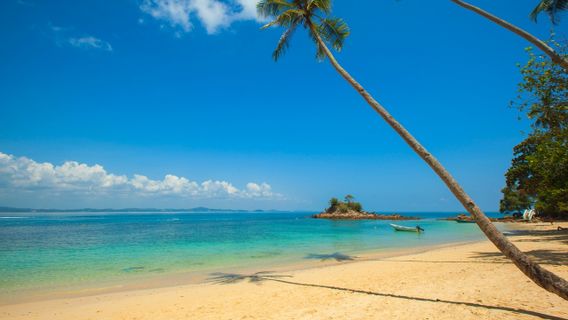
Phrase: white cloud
[
  {"left": 244, "top": 182, "right": 273, "bottom": 198},
  {"left": 140, "top": 0, "right": 194, "bottom": 32},
  {"left": 48, "top": 24, "right": 112, "bottom": 52},
  {"left": 68, "top": 36, "right": 113, "bottom": 51},
  {"left": 233, "top": 0, "right": 259, "bottom": 20},
  {"left": 140, "top": 0, "right": 262, "bottom": 35},
  {"left": 201, "top": 180, "right": 239, "bottom": 196},
  {"left": 192, "top": 0, "right": 231, "bottom": 34},
  {"left": 0, "top": 151, "right": 278, "bottom": 200}
]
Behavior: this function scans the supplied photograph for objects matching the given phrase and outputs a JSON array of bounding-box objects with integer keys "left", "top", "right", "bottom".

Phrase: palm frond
[
  {"left": 307, "top": 27, "right": 327, "bottom": 61},
  {"left": 318, "top": 17, "right": 350, "bottom": 51},
  {"left": 259, "top": 0, "right": 350, "bottom": 63},
  {"left": 530, "top": 0, "right": 568, "bottom": 24},
  {"left": 261, "top": 9, "right": 305, "bottom": 29},
  {"left": 257, "top": 0, "right": 294, "bottom": 19},
  {"left": 307, "top": 0, "right": 332, "bottom": 14},
  {"left": 272, "top": 23, "right": 299, "bottom": 61}
]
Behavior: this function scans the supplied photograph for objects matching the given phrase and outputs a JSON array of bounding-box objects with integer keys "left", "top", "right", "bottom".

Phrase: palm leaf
[
  {"left": 307, "top": 0, "right": 332, "bottom": 14},
  {"left": 307, "top": 27, "right": 327, "bottom": 61},
  {"left": 272, "top": 23, "right": 299, "bottom": 61},
  {"left": 318, "top": 17, "right": 350, "bottom": 51},
  {"left": 257, "top": 0, "right": 294, "bottom": 19},
  {"left": 530, "top": 0, "right": 568, "bottom": 24},
  {"left": 258, "top": 0, "right": 349, "bottom": 62},
  {"left": 261, "top": 9, "right": 305, "bottom": 29}
]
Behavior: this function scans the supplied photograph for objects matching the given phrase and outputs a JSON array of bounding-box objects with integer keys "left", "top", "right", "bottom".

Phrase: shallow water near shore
[{"left": 0, "top": 211, "right": 503, "bottom": 300}]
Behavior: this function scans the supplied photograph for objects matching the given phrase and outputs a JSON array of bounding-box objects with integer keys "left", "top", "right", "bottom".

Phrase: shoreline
[
  {"left": 1, "top": 222, "right": 567, "bottom": 319},
  {"left": 0, "top": 222, "right": 532, "bottom": 305},
  {"left": 0, "top": 238, "right": 484, "bottom": 306},
  {"left": 0, "top": 216, "right": 499, "bottom": 305}
]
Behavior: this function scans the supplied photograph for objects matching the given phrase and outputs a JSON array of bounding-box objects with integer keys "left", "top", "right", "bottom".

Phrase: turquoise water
[{"left": 0, "top": 211, "right": 501, "bottom": 295}]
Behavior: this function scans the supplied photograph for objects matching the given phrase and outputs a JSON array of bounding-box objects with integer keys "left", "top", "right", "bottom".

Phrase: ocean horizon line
[{"left": 0, "top": 206, "right": 499, "bottom": 214}]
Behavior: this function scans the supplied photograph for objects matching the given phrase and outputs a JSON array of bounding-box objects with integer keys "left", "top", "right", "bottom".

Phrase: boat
[
  {"left": 390, "top": 223, "right": 424, "bottom": 232},
  {"left": 455, "top": 219, "right": 476, "bottom": 223}
]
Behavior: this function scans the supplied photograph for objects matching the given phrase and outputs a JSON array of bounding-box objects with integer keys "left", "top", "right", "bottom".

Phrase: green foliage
[
  {"left": 327, "top": 195, "right": 363, "bottom": 213},
  {"left": 329, "top": 197, "right": 339, "bottom": 207},
  {"left": 501, "top": 41, "right": 568, "bottom": 219},
  {"left": 318, "top": 17, "right": 349, "bottom": 51},
  {"left": 527, "top": 131, "right": 568, "bottom": 215},
  {"left": 347, "top": 201, "right": 362, "bottom": 212},
  {"left": 530, "top": 0, "right": 568, "bottom": 24},
  {"left": 257, "top": 0, "right": 349, "bottom": 61},
  {"left": 513, "top": 43, "right": 568, "bottom": 133},
  {"left": 500, "top": 185, "right": 532, "bottom": 214}
]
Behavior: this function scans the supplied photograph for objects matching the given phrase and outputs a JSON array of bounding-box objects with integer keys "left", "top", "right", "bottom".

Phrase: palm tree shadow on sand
[
  {"left": 208, "top": 271, "right": 292, "bottom": 285},
  {"left": 206, "top": 271, "right": 565, "bottom": 320},
  {"left": 304, "top": 252, "right": 357, "bottom": 262},
  {"left": 510, "top": 228, "right": 568, "bottom": 246},
  {"left": 471, "top": 249, "right": 568, "bottom": 266}
]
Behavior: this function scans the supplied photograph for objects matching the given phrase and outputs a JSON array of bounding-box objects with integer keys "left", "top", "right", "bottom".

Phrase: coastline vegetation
[{"left": 500, "top": 42, "right": 568, "bottom": 220}]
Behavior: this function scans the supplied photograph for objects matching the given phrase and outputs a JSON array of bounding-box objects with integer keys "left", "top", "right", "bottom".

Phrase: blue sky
[{"left": 0, "top": 0, "right": 565, "bottom": 211}]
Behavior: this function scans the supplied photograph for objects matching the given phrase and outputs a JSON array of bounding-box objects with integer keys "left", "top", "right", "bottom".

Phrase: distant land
[{"left": 0, "top": 206, "right": 285, "bottom": 213}]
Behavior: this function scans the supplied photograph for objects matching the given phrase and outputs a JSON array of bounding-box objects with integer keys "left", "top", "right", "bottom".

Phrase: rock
[
  {"left": 439, "top": 213, "right": 526, "bottom": 223},
  {"left": 312, "top": 210, "right": 419, "bottom": 220}
]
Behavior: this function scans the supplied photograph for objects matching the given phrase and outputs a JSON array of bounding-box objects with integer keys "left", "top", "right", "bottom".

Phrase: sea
[{"left": 0, "top": 211, "right": 504, "bottom": 300}]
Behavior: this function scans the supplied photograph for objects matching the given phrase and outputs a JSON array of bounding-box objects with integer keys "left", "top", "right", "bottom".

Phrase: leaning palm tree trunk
[
  {"left": 450, "top": 0, "right": 568, "bottom": 71},
  {"left": 307, "top": 22, "right": 568, "bottom": 300}
]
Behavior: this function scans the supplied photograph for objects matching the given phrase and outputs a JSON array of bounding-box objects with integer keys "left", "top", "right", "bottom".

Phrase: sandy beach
[{"left": 1, "top": 222, "right": 567, "bottom": 320}]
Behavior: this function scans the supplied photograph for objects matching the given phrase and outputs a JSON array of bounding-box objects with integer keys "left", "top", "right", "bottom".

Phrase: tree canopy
[
  {"left": 500, "top": 41, "right": 568, "bottom": 219},
  {"left": 327, "top": 195, "right": 363, "bottom": 213},
  {"left": 257, "top": 0, "right": 349, "bottom": 61}
]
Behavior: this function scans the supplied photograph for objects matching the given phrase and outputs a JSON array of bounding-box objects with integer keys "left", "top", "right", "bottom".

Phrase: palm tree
[
  {"left": 450, "top": 0, "right": 568, "bottom": 71},
  {"left": 344, "top": 194, "right": 354, "bottom": 203},
  {"left": 258, "top": 0, "right": 568, "bottom": 300},
  {"left": 530, "top": 0, "right": 568, "bottom": 24}
]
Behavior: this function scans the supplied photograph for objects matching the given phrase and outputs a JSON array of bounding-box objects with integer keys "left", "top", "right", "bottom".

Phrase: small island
[{"left": 312, "top": 195, "right": 420, "bottom": 220}]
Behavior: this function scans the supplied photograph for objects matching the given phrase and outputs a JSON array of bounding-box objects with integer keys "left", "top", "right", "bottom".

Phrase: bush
[
  {"left": 338, "top": 203, "right": 349, "bottom": 213},
  {"left": 329, "top": 197, "right": 339, "bottom": 207},
  {"left": 348, "top": 202, "right": 362, "bottom": 212}
]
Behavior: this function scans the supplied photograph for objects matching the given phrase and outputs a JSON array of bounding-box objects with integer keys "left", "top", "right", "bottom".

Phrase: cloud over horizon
[
  {"left": 0, "top": 152, "right": 278, "bottom": 203},
  {"left": 139, "top": 0, "right": 260, "bottom": 35}
]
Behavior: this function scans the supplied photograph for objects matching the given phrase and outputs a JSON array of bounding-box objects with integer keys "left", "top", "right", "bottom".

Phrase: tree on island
[
  {"left": 327, "top": 196, "right": 363, "bottom": 213},
  {"left": 329, "top": 197, "right": 339, "bottom": 207},
  {"left": 258, "top": 0, "right": 568, "bottom": 300},
  {"left": 501, "top": 43, "right": 568, "bottom": 220}
]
